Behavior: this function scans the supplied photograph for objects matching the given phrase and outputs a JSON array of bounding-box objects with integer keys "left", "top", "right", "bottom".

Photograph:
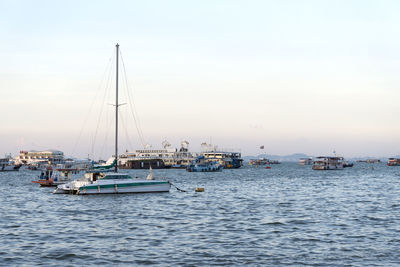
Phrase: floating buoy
[
  {"left": 195, "top": 187, "right": 204, "bottom": 192},
  {"left": 266, "top": 166, "right": 271, "bottom": 169}
]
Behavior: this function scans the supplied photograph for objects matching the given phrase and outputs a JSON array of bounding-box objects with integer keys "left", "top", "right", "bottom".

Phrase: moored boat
[
  {"left": 249, "top": 158, "right": 269, "bottom": 165},
  {"left": 0, "top": 157, "right": 21, "bottom": 172},
  {"left": 387, "top": 158, "right": 400, "bottom": 166},
  {"left": 32, "top": 167, "right": 82, "bottom": 187},
  {"left": 343, "top": 162, "right": 354, "bottom": 168},
  {"left": 298, "top": 157, "right": 313, "bottom": 166},
  {"left": 200, "top": 144, "right": 242, "bottom": 168},
  {"left": 186, "top": 156, "right": 223, "bottom": 172},
  {"left": 53, "top": 171, "right": 170, "bottom": 194},
  {"left": 53, "top": 44, "right": 170, "bottom": 195},
  {"left": 312, "top": 156, "right": 344, "bottom": 170}
]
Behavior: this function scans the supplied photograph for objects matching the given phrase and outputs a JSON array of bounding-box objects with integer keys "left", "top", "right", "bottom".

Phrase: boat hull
[
  {"left": 32, "top": 179, "right": 54, "bottom": 187},
  {"left": 54, "top": 179, "right": 170, "bottom": 195},
  {"left": 186, "top": 166, "right": 223, "bottom": 172},
  {"left": 312, "top": 165, "right": 344, "bottom": 170},
  {"left": 0, "top": 165, "right": 21, "bottom": 172}
]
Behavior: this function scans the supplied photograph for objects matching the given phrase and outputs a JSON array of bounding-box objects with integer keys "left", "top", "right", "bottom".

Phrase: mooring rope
[{"left": 169, "top": 182, "right": 187, "bottom": 192}]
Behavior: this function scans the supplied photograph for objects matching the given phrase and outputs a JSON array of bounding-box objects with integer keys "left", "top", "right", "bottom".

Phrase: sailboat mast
[{"left": 115, "top": 43, "right": 119, "bottom": 173}]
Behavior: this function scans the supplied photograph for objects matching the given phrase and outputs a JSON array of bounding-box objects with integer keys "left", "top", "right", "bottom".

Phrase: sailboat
[{"left": 54, "top": 44, "right": 170, "bottom": 194}]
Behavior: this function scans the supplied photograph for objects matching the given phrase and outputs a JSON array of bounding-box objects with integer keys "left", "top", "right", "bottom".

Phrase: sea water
[{"left": 1, "top": 163, "right": 399, "bottom": 266}]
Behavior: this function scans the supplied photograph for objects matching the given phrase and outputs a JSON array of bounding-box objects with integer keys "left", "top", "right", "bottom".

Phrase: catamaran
[{"left": 53, "top": 44, "right": 170, "bottom": 194}]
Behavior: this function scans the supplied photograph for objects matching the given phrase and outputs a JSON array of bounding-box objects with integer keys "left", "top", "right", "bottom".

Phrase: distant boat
[
  {"left": 201, "top": 150, "right": 243, "bottom": 169},
  {"left": 387, "top": 158, "right": 400, "bottom": 166},
  {"left": 249, "top": 158, "right": 280, "bottom": 166},
  {"left": 356, "top": 159, "right": 381, "bottom": 163},
  {"left": 0, "top": 157, "right": 21, "bottom": 172},
  {"left": 186, "top": 156, "right": 223, "bottom": 172},
  {"left": 54, "top": 44, "right": 170, "bottom": 195},
  {"left": 343, "top": 162, "right": 354, "bottom": 168},
  {"left": 298, "top": 157, "right": 313, "bottom": 166},
  {"left": 249, "top": 158, "right": 269, "bottom": 165},
  {"left": 312, "top": 156, "right": 344, "bottom": 170}
]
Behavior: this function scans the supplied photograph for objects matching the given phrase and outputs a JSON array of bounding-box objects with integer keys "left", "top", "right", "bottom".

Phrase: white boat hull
[
  {"left": 0, "top": 165, "right": 21, "bottom": 171},
  {"left": 54, "top": 179, "right": 170, "bottom": 194}
]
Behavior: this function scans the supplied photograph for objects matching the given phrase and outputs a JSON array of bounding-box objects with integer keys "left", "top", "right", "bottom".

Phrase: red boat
[
  {"left": 32, "top": 168, "right": 55, "bottom": 186},
  {"left": 32, "top": 178, "right": 54, "bottom": 187}
]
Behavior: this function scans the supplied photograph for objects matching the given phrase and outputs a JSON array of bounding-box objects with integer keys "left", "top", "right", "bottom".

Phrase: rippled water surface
[{"left": 1, "top": 163, "right": 400, "bottom": 266}]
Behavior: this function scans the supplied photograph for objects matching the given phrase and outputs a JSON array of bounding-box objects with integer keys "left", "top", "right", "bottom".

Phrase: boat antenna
[{"left": 115, "top": 43, "right": 119, "bottom": 173}]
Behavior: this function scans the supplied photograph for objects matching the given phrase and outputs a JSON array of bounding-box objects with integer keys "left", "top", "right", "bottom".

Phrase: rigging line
[
  {"left": 91, "top": 53, "right": 115, "bottom": 157},
  {"left": 119, "top": 48, "right": 146, "bottom": 147},
  {"left": 119, "top": 48, "right": 144, "bottom": 145},
  {"left": 72, "top": 52, "right": 114, "bottom": 157},
  {"left": 119, "top": 109, "right": 134, "bottom": 152},
  {"left": 99, "top": 103, "right": 111, "bottom": 160}
]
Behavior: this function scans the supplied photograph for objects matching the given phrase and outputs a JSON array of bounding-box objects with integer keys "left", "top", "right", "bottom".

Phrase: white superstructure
[{"left": 15, "top": 150, "right": 64, "bottom": 165}]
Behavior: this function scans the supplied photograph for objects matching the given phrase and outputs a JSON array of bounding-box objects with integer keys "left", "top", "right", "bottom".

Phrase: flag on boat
[{"left": 260, "top": 145, "right": 264, "bottom": 149}]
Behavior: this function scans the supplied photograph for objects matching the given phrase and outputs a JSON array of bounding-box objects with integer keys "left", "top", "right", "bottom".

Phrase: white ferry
[
  {"left": 119, "top": 141, "right": 197, "bottom": 169},
  {"left": 15, "top": 150, "right": 64, "bottom": 166},
  {"left": 200, "top": 144, "right": 243, "bottom": 169},
  {"left": 312, "top": 156, "right": 344, "bottom": 170}
]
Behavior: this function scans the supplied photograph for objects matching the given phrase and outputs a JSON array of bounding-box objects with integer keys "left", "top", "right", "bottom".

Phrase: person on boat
[
  {"left": 40, "top": 172, "right": 44, "bottom": 179},
  {"left": 45, "top": 170, "right": 51, "bottom": 180}
]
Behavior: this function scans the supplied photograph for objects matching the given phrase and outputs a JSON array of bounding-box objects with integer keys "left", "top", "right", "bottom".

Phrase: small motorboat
[{"left": 32, "top": 167, "right": 82, "bottom": 187}]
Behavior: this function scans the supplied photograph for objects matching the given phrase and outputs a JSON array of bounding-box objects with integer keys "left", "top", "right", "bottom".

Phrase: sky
[{"left": 1, "top": 0, "right": 400, "bottom": 159}]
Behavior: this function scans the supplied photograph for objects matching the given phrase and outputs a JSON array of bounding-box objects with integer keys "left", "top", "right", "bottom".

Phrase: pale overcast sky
[{"left": 1, "top": 0, "right": 400, "bottom": 159}]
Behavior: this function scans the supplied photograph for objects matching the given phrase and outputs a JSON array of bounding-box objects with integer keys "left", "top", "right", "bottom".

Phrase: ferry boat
[
  {"left": 54, "top": 44, "right": 170, "bottom": 195},
  {"left": 200, "top": 144, "right": 242, "bottom": 168},
  {"left": 0, "top": 157, "right": 21, "bottom": 172},
  {"left": 186, "top": 156, "right": 223, "bottom": 172},
  {"left": 387, "top": 158, "right": 400, "bottom": 166},
  {"left": 119, "top": 141, "right": 197, "bottom": 169},
  {"left": 248, "top": 158, "right": 269, "bottom": 165},
  {"left": 249, "top": 158, "right": 280, "bottom": 165},
  {"left": 298, "top": 157, "right": 313, "bottom": 166},
  {"left": 15, "top": 150, "right": 64, "bottom": 166},
  {"left": 312, "top": 156, "right": 344, "bottom": 170}
]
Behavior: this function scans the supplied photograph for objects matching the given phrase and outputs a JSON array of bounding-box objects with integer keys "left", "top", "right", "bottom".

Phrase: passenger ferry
[
  {"left": 249, "top": 158, "right": 280, "bottom": 165},
  {"left": 119, "top": 142, "right": 242, "bottom": 169},
  {"left": 118, "top": 141, "right": 197, "bottom": 169},
  {"left": 200, "top": 144, "right": 242, "bottom": 169},
  {"left": 15, "top": 150, "right": 64, "bottom": 166},
  {"left": 248, "top": 158, "right": 269, "bottom": 165},
  {"left": 186, "top": 156, "right": 223, "bottom": 172},
  {"left": 312, "top": 156, "right": 344, "bottom": 170}
]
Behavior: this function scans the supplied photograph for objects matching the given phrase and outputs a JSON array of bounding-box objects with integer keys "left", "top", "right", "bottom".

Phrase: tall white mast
[{"left": 115, "top": 43, "right": 119, "bottom": 173}]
